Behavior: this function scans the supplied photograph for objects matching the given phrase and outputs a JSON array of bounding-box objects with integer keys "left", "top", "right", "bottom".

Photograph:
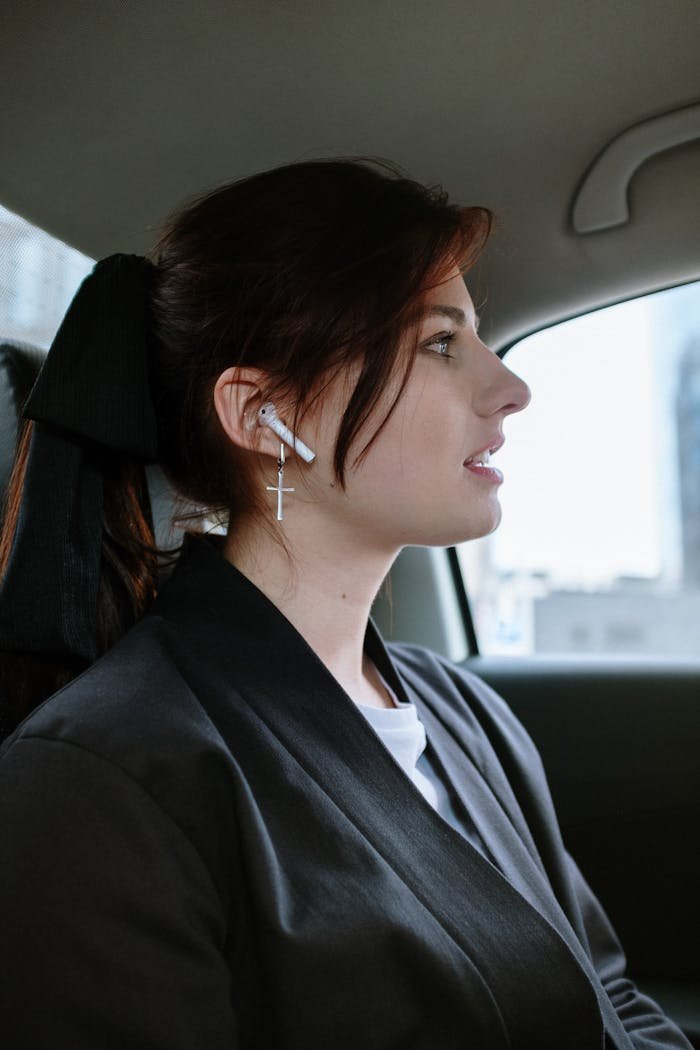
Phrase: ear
[{"left": 213, "top": 366, "right": 280, "bottom": 458}]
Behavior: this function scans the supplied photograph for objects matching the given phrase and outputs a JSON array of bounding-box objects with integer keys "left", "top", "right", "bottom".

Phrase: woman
[{"left": 0, "top": 159, "right": 691, "bottom": 1049}]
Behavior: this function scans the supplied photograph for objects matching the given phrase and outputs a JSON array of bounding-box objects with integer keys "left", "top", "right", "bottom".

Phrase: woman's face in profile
[{"left": 306, "top": 267, "right": 531, "bottom": 552}]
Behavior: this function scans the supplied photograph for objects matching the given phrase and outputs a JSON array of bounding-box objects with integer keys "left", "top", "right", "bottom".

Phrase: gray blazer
[{"left": 0, "top": 537, "right": 691, "bottom": 1049}]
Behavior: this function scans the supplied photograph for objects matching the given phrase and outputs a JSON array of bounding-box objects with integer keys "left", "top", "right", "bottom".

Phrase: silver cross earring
[
  {"left": 257, "top": 403, "right": 316, "bottom": 522},
  {"left": 266, "top": 442, "right": 294, "bottom": 521}
]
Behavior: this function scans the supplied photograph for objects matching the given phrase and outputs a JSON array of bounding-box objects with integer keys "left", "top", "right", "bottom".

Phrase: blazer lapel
[{"left": 371, "top": 628, "right": 636, "bottom": 1050}]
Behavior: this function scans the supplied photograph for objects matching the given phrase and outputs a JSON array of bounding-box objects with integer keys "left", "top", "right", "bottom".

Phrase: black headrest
[{"left": 0, "top": 341, "right": 46, "bottom": 503}]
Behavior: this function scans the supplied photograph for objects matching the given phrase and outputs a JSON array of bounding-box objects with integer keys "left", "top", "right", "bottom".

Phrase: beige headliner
[{"left": 2, "top": 0, "right": 699, "bottom": 348}]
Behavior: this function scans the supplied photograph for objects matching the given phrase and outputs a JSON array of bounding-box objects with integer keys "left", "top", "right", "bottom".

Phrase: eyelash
[{"left": 425, "top": 332, "right": 456, "bottom": 359}]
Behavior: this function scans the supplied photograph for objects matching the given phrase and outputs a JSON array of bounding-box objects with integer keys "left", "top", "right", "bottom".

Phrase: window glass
[
  {"left": 458, "top": 280, "right": 700, "bottom": 656},
  {"left": 0, "top": 203, "right": 93, "bottom": 348}
]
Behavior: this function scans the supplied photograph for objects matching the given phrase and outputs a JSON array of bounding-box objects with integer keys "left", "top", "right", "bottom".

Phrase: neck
[{"left": 223, "top": 509, "right": 400, "bottom": 705}]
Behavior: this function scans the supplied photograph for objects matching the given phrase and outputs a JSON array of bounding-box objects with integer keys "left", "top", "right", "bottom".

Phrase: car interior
[{"left": 1, "top": 2, "right": 699, "bottom": 1045}]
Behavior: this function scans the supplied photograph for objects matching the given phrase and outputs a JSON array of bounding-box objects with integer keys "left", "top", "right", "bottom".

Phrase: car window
[
  {"left": 458, "top": 280, "right": 700, "bottom": 656},
  {"left": 0, "top": 204, "right": 93, "bottom": 348}
]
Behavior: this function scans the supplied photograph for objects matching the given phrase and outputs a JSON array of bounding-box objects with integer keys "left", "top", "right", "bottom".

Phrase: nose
[
  {"left": 473, "top": 344, "right": 531, "bottom": 419},
  {"left": 500, "top": 360, "right": 531, "bottom": 416}
]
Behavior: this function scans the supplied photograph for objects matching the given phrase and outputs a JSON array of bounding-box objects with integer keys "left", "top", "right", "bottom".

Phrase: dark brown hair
[
  {"left": 149, "top": 157, "right": 491, "bottom": 524},
  {"left": 0, "top": 157, "right": 491, "bottom": 730}
]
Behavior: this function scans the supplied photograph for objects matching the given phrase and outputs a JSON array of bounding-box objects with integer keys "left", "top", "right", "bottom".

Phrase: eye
[{"left": 424, "top": 331, "right": 456, "bottom": 359}]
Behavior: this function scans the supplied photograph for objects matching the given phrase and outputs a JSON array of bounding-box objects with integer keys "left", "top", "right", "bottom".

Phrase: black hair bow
[{"left": 0, "top": 254, "right": 158, "bottom": 663}]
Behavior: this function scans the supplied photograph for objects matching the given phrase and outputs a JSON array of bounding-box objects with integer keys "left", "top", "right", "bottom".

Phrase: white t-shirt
[
  {"left": 356, "top": 693, "right": 440, "bottom": 809},
  {"left": 357, "top": 671, "right": 488, "bottom": 859}
]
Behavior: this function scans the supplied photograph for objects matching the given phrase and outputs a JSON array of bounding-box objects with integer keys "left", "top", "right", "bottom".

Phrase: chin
[
  {"left": 448, "top": 504, "right": 502, "bottom": 546},
  {"left": 382, "top": 496, "right": 503, "bottom": 548},
  {"left": 408, "top": 512, "right": 501, "bottom": 549}
]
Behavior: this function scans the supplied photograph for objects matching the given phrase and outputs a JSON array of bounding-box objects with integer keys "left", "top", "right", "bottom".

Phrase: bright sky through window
[{"left": 493, "top": 299, "right": 661, "bottom": 587}]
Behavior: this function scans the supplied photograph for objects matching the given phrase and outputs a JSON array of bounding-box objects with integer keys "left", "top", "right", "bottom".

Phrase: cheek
[
  {"left": 395, "top": 391, "right": 468, "bottom": 475},
  {"left": 348, "top": 406, "right": 455, "bottom": 503},
  {"left": 330, "top": 365, "right": 473, "bottom": 505}
]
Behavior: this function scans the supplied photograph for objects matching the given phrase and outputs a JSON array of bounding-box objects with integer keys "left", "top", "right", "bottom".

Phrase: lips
[
  {"left": 463, "top": 436, "right": 504, "bottom": 467},
  {"left": 462, "top": 435, "right": 505, "bottom": 484}
]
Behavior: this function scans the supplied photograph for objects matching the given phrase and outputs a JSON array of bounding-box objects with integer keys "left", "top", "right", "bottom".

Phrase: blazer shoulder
[
  {"left": 387, "top": 640, "right": 544, "bottom": 770},
  {"left": 388, "top": 640, "right": 512, "bottom": 719},
  {"left": 3, "top": 613, "right": 200, "bottom": 750},
  {"left": 1, "top": 613, "right": 242, "bottom": 915}
]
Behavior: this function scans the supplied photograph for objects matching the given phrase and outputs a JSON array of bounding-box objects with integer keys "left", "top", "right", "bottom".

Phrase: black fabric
[
  {"left": 23, "top": 255, "right": 157, "bottom": 457},
  {"left": 0, "top": 536, "right": 692, "bottom": 1049},
  {"left": 0, "top": 255, "right": 157, "bottom": 661}
]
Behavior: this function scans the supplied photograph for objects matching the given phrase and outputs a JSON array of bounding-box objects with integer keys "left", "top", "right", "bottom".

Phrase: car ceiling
[{"left": 2, "top": 1, "right": 699, "bottom": 349}]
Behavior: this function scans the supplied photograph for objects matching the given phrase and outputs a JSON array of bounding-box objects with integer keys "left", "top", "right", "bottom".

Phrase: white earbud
[{"left": 257, "top": 402, "right": 316, "bottom": 463}]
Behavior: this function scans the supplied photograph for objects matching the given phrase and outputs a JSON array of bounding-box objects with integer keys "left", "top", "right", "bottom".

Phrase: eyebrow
[{"left": 425, "top": 305, "right": 480, "bottom": 330}]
